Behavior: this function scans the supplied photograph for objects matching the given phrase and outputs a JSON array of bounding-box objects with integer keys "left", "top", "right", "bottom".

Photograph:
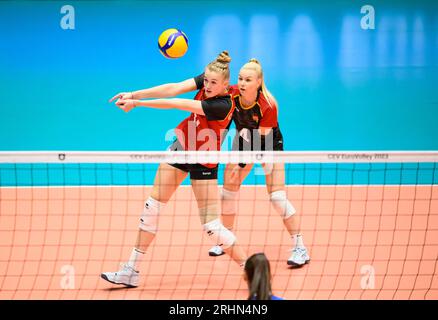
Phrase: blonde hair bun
[
  {"left": 216, "top": 50, "right": 232, "bottom": 64},
  {"left": 206, "top": 50, "right": 232, "bottom": 80}
]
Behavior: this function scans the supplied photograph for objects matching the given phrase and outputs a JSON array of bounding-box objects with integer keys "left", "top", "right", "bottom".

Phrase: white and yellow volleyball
[{"left": 158, "top": 28, "right": 189, "bottom": 59}]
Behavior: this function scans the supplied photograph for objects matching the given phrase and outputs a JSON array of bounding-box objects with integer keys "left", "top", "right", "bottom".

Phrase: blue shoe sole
[
  {"left": 100, "top": 273, "right": 138, "bottom": 288},
  {"left": 287, "top": 259, "right": 310, "bottom": 268},
  {"left": 209, "top": 251, "right": 225, "bottom": 257}
]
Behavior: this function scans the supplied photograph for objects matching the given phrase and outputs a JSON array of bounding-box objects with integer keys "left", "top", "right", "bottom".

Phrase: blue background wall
[{"left": 0, "top": 0, "right": 437, "bottom": 186}]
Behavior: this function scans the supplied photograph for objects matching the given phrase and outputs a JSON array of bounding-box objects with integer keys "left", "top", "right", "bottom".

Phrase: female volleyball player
[
  {"left": 244, "top": 253, "right": 282, "bottom": 300},
  {"left": 208, "top": 59, "right": 310, "bottom": 268},
  {"left": 101, "top": 51, "right": 248, "bottom": 287}
]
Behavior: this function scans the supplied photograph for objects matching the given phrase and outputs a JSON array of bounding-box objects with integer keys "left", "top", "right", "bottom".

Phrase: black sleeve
[
  {"left": 201, "top": 96, "right": 232, "bottom": 121},
  {"left": 193, "top": 73, "right": 204, "bottom": 90}
]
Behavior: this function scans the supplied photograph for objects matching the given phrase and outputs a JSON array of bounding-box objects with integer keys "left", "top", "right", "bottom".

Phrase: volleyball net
[{"left": 0, "top": 151, "right": 437, "bottom": 300}]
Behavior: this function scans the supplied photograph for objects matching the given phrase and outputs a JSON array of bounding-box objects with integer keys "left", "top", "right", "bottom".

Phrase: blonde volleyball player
[
  {"left": 208, "top": 59, "right": 310, "bottom": 267},
  {"left": 101, "top": 51, "right": 248, "bottom": 287}
]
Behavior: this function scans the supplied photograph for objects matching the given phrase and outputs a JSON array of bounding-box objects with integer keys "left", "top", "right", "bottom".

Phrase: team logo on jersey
[{"left": 252, "top": 114, "right": 259, "bottom": 122}]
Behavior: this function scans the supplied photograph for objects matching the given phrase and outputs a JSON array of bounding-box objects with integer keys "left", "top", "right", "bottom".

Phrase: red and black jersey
[
  {"left": 174, "top": 74, "right": 234, "bottom": 168},
  {"left": 228, "top": 85, "right": 278, "bottom": 131},
  {"left": 228, "top": 85, "right": 283, "bottom": 151}
]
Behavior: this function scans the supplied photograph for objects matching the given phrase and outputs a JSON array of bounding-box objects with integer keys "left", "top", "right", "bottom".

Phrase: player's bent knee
[
  {"left": 138, "top": 197, "right": 164, "bottom": 233},
  {"left": 221, "top": 188, "right": 238, "bottom": 215},
  {"left": 203, "top": 218, "right": 236, "bottom": 249},
  {"left": 270, "top": 190, "right": 296, "bottom": 219}
]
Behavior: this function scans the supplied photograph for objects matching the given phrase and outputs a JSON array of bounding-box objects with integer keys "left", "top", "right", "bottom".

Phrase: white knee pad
[
  {"left": 270, "top": 190, "right": 296, "bottom": 219},
  {"left": 203, "top": 218, "right": 236, "bottom": 249},
  {"left": 221, "top": 188, "right": 238, "bottom": 215},
  {"left": 139, "top": 197, "right": 165, "bottom": 233}
]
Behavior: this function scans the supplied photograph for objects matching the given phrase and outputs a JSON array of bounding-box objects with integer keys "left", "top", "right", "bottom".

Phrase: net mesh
[{"left": 0, "top": 151, "right": 437, "bottom": 300}]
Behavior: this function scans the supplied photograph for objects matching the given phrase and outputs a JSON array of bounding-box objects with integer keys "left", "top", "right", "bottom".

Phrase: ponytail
[{"left": 244, "top": 253, "right": 272, "bottom": 300}]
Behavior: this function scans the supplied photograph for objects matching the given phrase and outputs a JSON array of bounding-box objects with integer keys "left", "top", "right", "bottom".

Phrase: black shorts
[
  {"left": 167, "top": 140, "right": 218, "bottom": 180},
  {"left": 233, "top": 126, "right": 284, "bottom": 151},
  {"left": 233, "top": 127, "right": 284, "bottom": 168}
]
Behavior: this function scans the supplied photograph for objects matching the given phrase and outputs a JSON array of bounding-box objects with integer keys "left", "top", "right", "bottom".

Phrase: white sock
[
  {"left": 127, "top": 248, "right": 144, "bottom": 271},
  {"left": 292, "top": 234, "right": 304, "bottom": 248}
]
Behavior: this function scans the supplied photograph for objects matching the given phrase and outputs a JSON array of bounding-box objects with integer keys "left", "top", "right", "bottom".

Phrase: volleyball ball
[{"left": 158, "top": 28, "right": 189, "bottom": 59}]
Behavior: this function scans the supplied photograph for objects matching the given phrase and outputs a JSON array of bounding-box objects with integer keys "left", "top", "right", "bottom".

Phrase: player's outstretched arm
[
  {"left": 115, "top": 98, "right": 205, "bottom": 116},
  {"left": 109, "top": 78, "right": 197, "bottom": 102}
]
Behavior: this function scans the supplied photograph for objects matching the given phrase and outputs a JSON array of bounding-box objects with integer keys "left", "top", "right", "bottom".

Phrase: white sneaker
[
  {"left": 100, "top": 263, "right": 139, "bottom": 287},
  {"left": 208, "top": 245, "right": 225, "bottom": 257},
  {"left": 287, "top": 247, "right": 310, "bottom": 267}
]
